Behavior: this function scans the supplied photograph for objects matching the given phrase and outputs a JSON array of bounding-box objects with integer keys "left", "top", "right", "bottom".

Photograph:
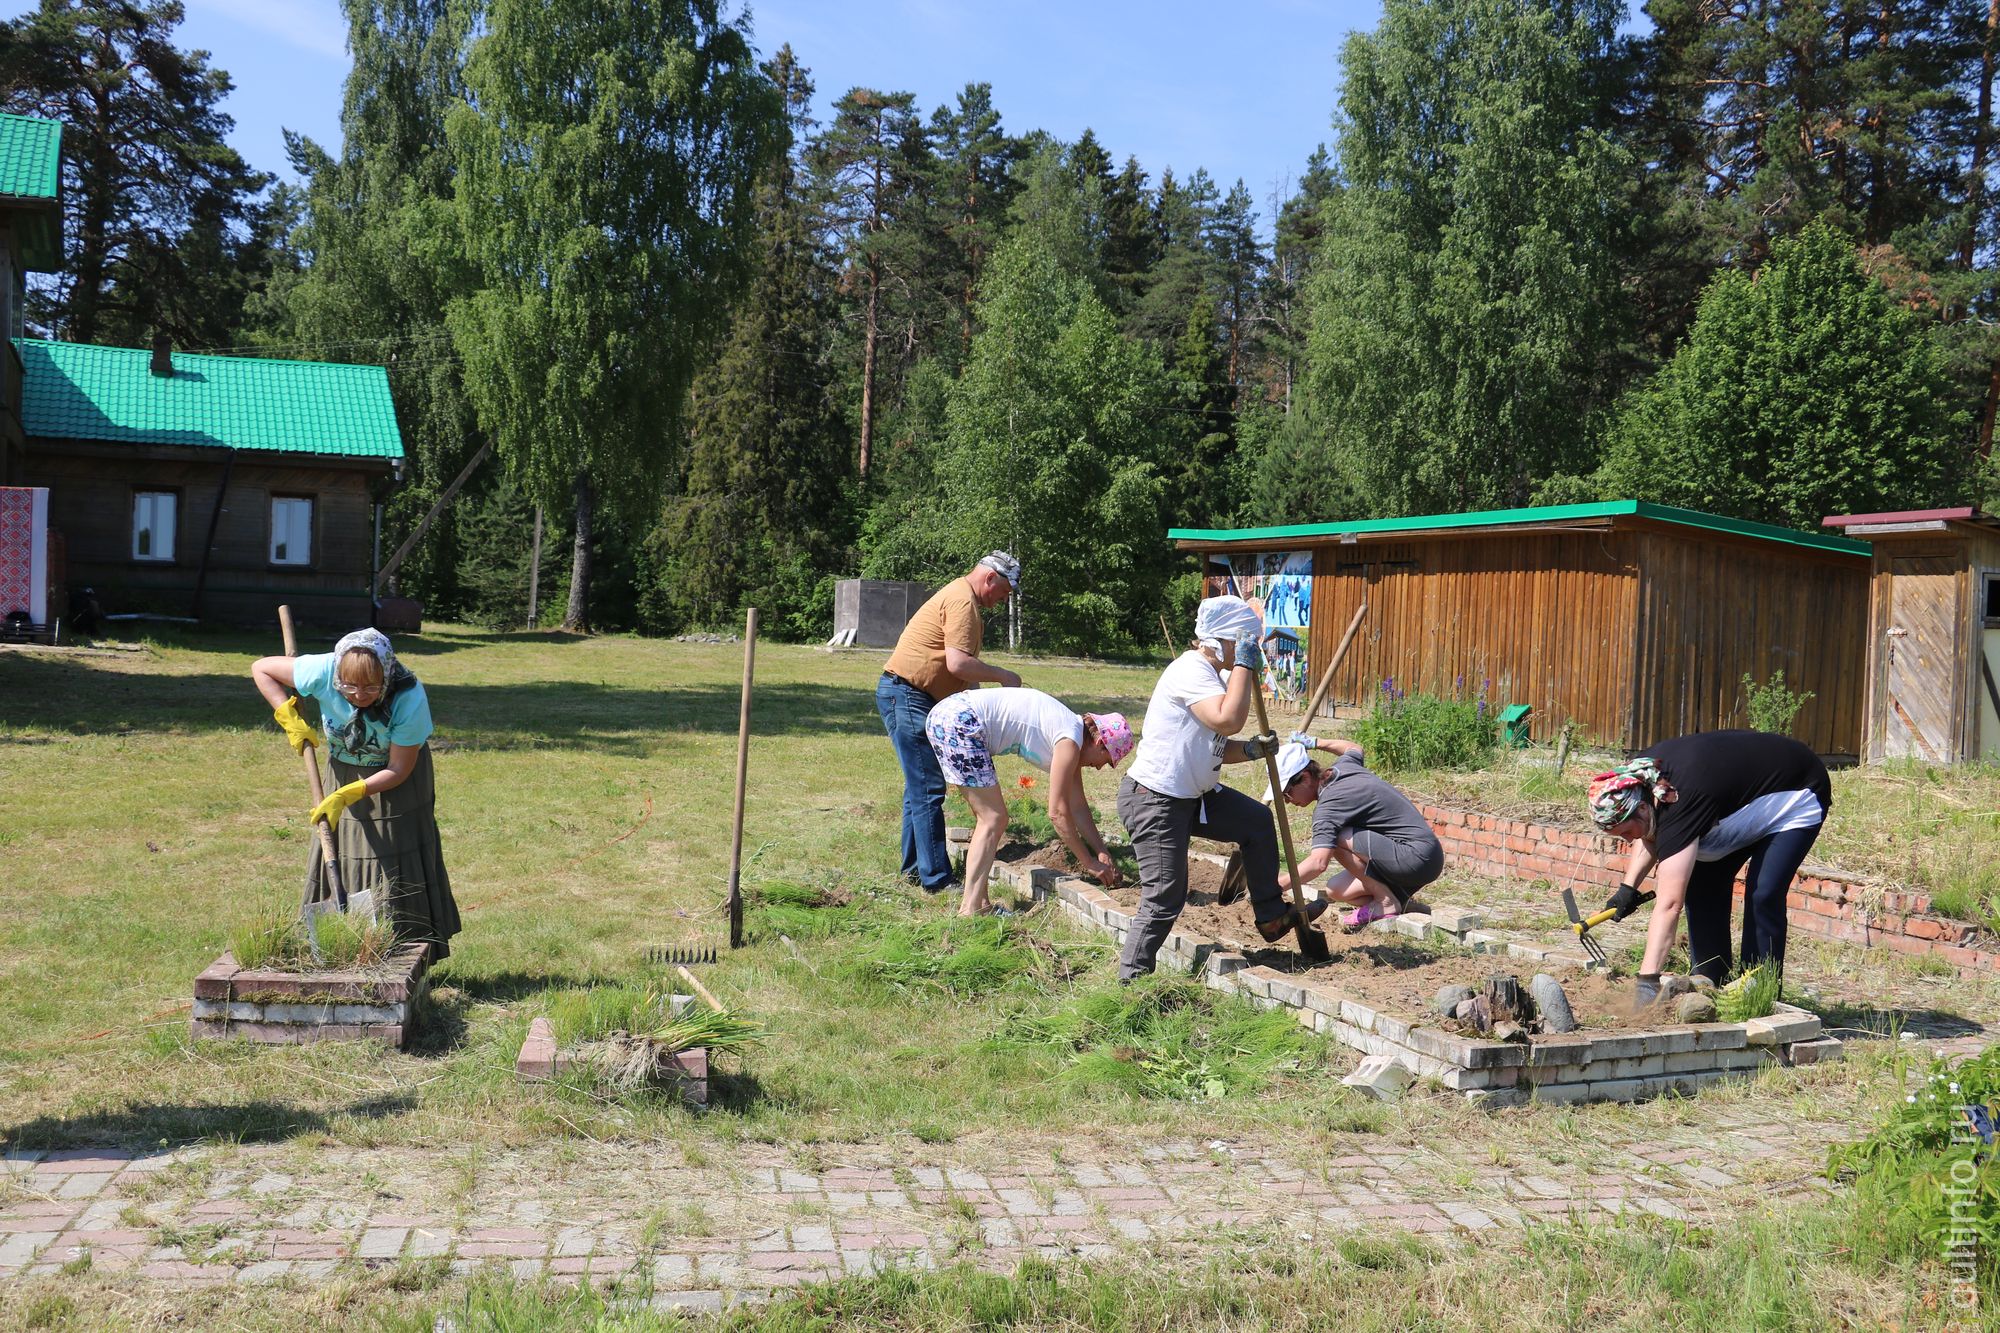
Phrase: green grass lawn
[
  {"left": 0, "top": 626, "right": 1368, "bottom": 1152},
  {"left": 1, "top": 627, "right": 1992, "bottom": 1329}
]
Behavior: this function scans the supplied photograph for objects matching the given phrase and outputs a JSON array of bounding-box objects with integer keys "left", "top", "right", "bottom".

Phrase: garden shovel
[
  {"left": 277, "top": 608, "right": 375, "bottom": 939},
  {"left": 1219, "top": 601, "right": 1367, "bottom": 903}
]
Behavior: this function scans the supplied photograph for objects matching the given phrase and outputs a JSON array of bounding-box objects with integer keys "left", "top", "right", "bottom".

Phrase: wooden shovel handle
[
  {"left": 1250, "top": 681, "right": 1307, "bottom": 914},
  {"left": 278, "top": 605, "right": 344, "bottom": 902}
]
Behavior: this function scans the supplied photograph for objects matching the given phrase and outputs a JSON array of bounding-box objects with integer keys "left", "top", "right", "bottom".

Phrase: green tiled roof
[
  {"left": 16, "top": 339, "right": 404, "bottom": 461},
  {"left": 0, "top": 113, "right": 62, "bottom": 270},
  {"left": 1170, "top": 500, "right": 1868, "bottom": 557},
  {"left": 0, "top": 112, "right": 60, "bottom": 200}
]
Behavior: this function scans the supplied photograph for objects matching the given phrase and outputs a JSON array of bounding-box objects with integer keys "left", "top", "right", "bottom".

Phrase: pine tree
[
  {"left": 0, "top": 0, "right": 270, "bottom": 344},
  {"left": 813, "top": 87, "right": 925, "bottom": 479},
  {"left": 927, "top": 82, "right": 1020, "bottom": 363},
  {"left": 1208, "top": 180, "right": 1264, "bottom": 399}
]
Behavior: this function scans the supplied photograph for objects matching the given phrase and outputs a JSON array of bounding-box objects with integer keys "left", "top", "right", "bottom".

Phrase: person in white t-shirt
[
  {"left": 926, "top": 687, "right": 1135, "bottom": 917},
  {"left": 1115, "top": 596, "right": 1327, "bottom": 979}
]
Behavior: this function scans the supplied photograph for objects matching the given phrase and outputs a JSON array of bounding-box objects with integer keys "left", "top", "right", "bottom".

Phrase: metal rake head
[
  {"left": 1560, "top": 888, "right": 1610, "bottom": 968},
  {"left": 645, "top": 945, "right": 717, "bottom": 966}
]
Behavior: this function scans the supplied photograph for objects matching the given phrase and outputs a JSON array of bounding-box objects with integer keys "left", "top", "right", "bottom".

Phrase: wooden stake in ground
[{"left": 727, "top": 608, "right": 760, "bottom": 950}]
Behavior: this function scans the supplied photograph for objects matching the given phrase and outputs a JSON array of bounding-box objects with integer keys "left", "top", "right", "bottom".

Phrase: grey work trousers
[{"left": 1116, "top": 774, "right": 1284, "bottom": 980}]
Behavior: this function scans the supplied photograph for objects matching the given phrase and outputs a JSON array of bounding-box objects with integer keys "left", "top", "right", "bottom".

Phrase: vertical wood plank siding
[
  {"left": 1304, "top": 529, "right": 1640, "bottom": 745},
  {"left": 1628, "top": 524, "right": 1867, "bottom": 758},
  {"left": 1289, "top": 519, "right": 1866, "bottom": 755}
]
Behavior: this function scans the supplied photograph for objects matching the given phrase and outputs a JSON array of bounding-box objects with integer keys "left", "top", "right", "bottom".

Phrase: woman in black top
[{"left": 1588, "top": 730, "right": 1831, "bottom": 1000}]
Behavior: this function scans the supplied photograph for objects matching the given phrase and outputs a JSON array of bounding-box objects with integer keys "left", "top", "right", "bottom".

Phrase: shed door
[{"left": 1883, "top": 555, "right": 1960, "bottom": 761}]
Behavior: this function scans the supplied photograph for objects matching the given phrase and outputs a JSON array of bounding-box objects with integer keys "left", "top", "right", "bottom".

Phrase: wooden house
[
  {"left": 1822, "top": 507, "right": 2000, "bottom": 764},
  {"left": 1172, "top": 501, "right": 1873, "bottom": 759},
  {"left": 0, "top": 111, "right": 405, "bottom": 630}
]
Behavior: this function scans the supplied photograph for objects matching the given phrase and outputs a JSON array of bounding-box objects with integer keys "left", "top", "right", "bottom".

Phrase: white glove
[{"left": 1288, "top": 732, "right": 1318, "bottom": 750}]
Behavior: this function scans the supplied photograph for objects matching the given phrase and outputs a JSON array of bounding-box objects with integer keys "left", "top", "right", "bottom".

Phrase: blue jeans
[{"left": 876, "top": 675, "right": 953, "bottom": 890}]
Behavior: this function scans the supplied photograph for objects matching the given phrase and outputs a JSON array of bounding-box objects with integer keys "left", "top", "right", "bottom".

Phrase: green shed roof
[
  {"left": 1170, "top": 500, "right": 1869, "bottom": 558},
  {"left": 16, "top": 339, "right": 404, "bottom": 461},
  {"left": 0, "top": 112, "right": 60, "bottom": 200},
  {"left": 0, "top": 113, "right": 63, "bottom": 270}
]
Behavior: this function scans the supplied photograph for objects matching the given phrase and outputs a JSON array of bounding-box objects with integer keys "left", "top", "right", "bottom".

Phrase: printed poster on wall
[{"left": 1203, "top": 550, "right": 1311, "bottom": 707}]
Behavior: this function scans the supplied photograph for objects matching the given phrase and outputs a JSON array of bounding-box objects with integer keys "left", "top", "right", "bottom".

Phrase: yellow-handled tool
[{"left": 1561, "top": 887, "right": 1652, "bottom": 967}]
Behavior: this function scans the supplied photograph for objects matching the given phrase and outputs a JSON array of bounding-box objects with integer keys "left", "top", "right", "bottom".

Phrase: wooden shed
[
  {"left": 1821, "top": 507, "right": 2000, "bottom": 764},
  {"left": 15, "top": 339, "right": 405, "bottom": 628},
  {"left": 1172, "top": 501, "right": 1872, "bottom": 759}
]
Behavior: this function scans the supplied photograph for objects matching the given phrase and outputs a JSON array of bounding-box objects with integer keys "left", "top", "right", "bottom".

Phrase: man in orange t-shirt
[{"left": 877, "top": 553, "right": 1022, "bottom": 893}]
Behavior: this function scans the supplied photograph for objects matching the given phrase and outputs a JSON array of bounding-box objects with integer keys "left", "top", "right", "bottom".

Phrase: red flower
[{"left": 1018, "top": 775, "right": 1036, "bottom": 789}]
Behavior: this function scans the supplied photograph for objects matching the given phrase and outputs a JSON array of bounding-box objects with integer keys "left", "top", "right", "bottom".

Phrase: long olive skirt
[{"left": 303, "top": 743, "right": 462, "bottom": 961}]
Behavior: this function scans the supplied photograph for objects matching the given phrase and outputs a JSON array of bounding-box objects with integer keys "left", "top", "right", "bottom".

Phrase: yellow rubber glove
[
  {"left": 309, "top": 780, "right": 369, "bottom": 829},
  {"left": 272, "top": 696, "right": 324, "bottom": 755}
]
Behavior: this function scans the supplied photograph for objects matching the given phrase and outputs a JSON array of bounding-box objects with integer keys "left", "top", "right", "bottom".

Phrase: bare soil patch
[{"left": 1103, "top": 881, "right": 1657, "bottom": 1033}]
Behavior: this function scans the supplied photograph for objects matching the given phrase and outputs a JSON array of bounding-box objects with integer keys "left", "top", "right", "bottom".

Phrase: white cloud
[{"left": 186, "top": 0, "right": 349, "bottom": 63}]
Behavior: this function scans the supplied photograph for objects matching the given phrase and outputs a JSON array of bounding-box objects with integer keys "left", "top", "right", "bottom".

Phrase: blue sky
[{"left": 4, "top": 0, "right": 1382, "bottom": 231}]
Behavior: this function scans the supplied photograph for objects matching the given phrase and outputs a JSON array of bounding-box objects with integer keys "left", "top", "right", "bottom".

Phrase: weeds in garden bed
[
  {"left": 227, "top": 898, "right": 395, "bottom": 971},
  {"left": 1714, "top": 963, "right": 1781, "bottom": 1022}
]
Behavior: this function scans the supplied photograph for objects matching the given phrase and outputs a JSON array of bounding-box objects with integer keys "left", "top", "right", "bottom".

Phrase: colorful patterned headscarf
[
  {"left": 1085, "top": 712, "right": 1134, "bottom": 765},
  {"left": 1587, "top": 757, "right": 1675, "bottom": 830}
]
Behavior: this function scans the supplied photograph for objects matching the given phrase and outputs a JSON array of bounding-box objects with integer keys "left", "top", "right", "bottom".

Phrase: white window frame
[
  {"left": 269, "top": 496, "right": 314, "bottom": 567},
  {"left": 131, "top": 491, "right": 177, "bottom": 563}
]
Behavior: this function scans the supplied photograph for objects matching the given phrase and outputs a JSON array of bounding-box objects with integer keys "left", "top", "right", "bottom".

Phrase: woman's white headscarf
[{"left": 1194, "top": 595, "right": 1263, "bottom": 658}]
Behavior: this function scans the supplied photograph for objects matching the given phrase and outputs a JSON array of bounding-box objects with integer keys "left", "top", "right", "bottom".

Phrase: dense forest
[{"left": 4, "top": 0, "right": 1998, "bottom": 650}]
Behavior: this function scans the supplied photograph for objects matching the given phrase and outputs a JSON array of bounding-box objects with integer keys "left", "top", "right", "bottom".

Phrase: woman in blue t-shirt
[{"left": 251, "top": 628, "right": 462, "bottom": 960}]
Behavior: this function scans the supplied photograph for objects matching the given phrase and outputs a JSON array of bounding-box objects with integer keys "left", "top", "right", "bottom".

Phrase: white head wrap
[
  {"left": 1193, "top": 595, "right": 1263, "bottom": 658},
  {"left": 334, "top": 627, "right": 397, "bottom": 674}
]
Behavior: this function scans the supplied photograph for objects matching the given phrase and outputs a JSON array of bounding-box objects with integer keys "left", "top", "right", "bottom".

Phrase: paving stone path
[{"left": 0, "top": 1095, "right": 1907, "bottom": 1312}]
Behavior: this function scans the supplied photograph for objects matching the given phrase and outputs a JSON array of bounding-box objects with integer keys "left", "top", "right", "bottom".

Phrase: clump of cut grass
[
  {"left": 750, "top": 877, "right": 862, "bottom": 941},
  {"left": 844, "top": 916, "right": 1060, "bottom": 999},
  {"left": 1000, "top": 975, "right": 1318, "bottom": 1100},
  {"left": 226, "top": 899, "right": 394, "bottom": 971},
  {"left": 1714, "top": 963, "right": 1781, "bottom": 1022},
  {"left": 643, "top": 1008, "right": 769, "bottom": 1058}
]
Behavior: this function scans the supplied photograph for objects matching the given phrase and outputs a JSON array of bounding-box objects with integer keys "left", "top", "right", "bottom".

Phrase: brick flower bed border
[
  {"left": 1415, "top": 803, "right": 2000, "bottom": 979},
  {"left": 513, "top": 1015, "right": 710, "bottom": 1107},
  {"left": 1015, "top": 865, "right": 1842, "bottom": 1107},
  {"left": 191, "top": 942, "right": 431, "bottom": 1049}
]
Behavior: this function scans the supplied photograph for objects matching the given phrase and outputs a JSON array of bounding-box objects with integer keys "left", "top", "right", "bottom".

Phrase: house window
[
  {"left": 132, "top": 491, "right": 176, "bottom": 562},
  {"left": 1984, "top": 571, "right": 2000, "bottom": 627},
  {"left": 270, "top": 497, "right": 314, "bottom": 567}
]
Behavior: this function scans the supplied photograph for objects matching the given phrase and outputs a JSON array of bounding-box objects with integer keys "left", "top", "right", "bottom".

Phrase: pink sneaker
[{"left": 1343, "top": 902, "right": 1400, "bottom": 932}]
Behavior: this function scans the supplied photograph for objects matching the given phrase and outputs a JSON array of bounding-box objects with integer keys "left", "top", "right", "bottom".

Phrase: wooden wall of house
[
  {"left": 1628, "top": 523, "right": 1867, "bottom": 759},
  {"left": 1304, "top": 529, "right": 1642, "bottom": 745},
  {"left": 23, "top": 442, "right": 386, "bottom": 629}
]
